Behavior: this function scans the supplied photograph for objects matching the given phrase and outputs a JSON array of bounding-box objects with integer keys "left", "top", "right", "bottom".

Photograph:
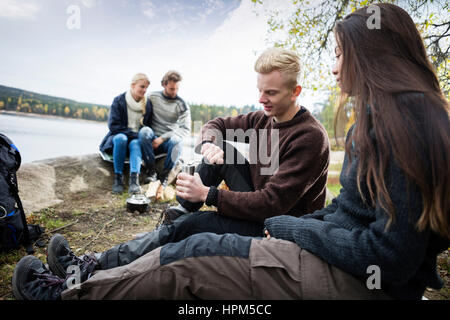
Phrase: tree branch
[
  {"left": 318, "top": 0, "right": 349, "bottom": 54},
  {"left": 431, "top": 21, "right": 450, "bottom": 28}
]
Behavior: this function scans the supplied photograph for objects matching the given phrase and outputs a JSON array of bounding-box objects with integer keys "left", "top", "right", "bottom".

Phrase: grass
[
  {"left": 327, "top": 183, "right": 342, "bottom": 198},
  {"left": 28, "top": 208, "right": 67, "bottom": 231},
  {"left": 327, "top": 159, "right": 342, "bottom": 199},
  {"left": 0, "top": 244, "right": 47, "bottom": 300},
  {"left": 329, "top": 162, "right": 343, "bottom": 172},
  {"left": 330, "top": 144, "right": 345, "bottom": 152}
]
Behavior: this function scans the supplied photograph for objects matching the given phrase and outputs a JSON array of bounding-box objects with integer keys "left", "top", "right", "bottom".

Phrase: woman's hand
[
  {"left": 264, "top": 229, "right": 271, "bottom": 239},
  {"left": 201, "top": 142, "right": 224, "bottom": 165},
  {"left": 176, "top": 172, "right": 209, "bottom": 202}
]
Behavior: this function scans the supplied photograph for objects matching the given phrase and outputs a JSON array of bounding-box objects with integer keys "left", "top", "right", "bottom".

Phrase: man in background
[{"left": 140, "top": 70, "right": 191, "bottom": 186}]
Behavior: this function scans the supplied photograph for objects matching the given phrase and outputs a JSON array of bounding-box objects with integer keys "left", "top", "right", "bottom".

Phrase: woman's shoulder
[
  {"left": 111, "top": 92, "right": 127, "bottom": 107},
  {"left": 114, "top": 92, "right": 126, "bottom": 101}
]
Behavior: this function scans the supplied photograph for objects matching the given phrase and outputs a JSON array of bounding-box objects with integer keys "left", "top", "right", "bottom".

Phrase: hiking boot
[
  {"left": 47, "top": 233, "right": 99, "bottom": 282},
  {"left": 128, "top": 172, "right": 142, "bottom": 194},
  {"left": 159, "top": 168, "right": 171, "bottom": 187},
  {"left": 112, "top": 173, "right": 124, "bottom": 194},
  {"left": 12, "top": 255, "right": 67, "bottom": 300},
  {"left": 143, "top": 164, "right": 158, "bottom": 184}
]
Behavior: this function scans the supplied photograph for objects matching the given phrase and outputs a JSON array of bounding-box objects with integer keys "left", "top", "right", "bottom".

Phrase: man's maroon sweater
[{"left": 198, "top": 109, "right": 330, "bottom": 222}]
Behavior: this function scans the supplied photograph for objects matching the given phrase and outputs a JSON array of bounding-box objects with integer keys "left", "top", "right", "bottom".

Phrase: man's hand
[
  {"left": 176, "top": 172, "right": 209, "bottom": 202},
  {"left": 264, "top": 230, "right": 271, "bottom": 239},
  {"left": 152, "top": 137, "right": 164, "bottom": 149},
  {"left": 201, "top": 142, "right": 224, "bottom": 165}
]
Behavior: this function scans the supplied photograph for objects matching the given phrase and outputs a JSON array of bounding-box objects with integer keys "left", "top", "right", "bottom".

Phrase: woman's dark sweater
[{"left": 264, "top": 128, "right": 448, "bottom": 300}]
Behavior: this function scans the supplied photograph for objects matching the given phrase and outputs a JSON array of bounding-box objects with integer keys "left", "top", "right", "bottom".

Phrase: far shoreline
[{"left": 0, "top": 110, "right": 107, "bottom": 124}]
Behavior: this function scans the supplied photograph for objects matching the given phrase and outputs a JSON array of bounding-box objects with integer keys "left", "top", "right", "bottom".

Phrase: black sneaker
[
  {"left": 12, "top": 255, "right": 67, "bottom": 300},
  {"left": 112, "top": 173, "right": 124, "bottom": 194},
  {"left": 159, "top": 168, "right": 171, "bottom": 187},
  {"left": 128, "top": 172, "right": 142, "bottom": 194},
  {"left": 47, "top": 233, "right": 98, "bottom": 282},
  {"left": 143, "top": 165, "right": 158, "bottom": 184}
]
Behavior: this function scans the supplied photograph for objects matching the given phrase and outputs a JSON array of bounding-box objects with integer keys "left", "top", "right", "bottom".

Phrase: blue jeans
[
  {"left": 138, "top": 126, "right": 182, "bottom": 171},
  {"left": 112, "top": 133, "right": 143, "bottom": 174}
]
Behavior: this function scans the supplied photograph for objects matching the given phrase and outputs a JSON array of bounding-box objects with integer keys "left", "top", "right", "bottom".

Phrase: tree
[
  {"left": 313, "top": 86, "right": 350, "bottom": 139},
  {"left": 254, "top": 0, "right": 449, "bottom": 97}
]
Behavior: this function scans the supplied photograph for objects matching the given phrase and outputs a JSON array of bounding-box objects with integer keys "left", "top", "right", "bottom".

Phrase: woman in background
[{"left": 99, "top": 73, "right": 153, "bottom": 194}]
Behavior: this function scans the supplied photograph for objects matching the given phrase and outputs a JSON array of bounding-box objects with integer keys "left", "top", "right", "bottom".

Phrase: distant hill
[
  {"left": 0, "top": 84, "right": 109, "bottom": 121},
  {"left": 0, "top": 84, "right": 261, "bottom": 124}
]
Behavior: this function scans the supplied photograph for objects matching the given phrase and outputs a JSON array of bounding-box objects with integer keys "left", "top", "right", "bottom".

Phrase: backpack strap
[{"left": 7, "top": 172, "right": 34, "bottom": 254}]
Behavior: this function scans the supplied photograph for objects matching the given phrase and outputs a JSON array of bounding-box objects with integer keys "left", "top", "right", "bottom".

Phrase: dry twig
[
  {"left": 76, "top": 217, "right": 115, "bottom": 253},
  {"left": 48, "top": 219, "right": 79, "bottom": 234}
]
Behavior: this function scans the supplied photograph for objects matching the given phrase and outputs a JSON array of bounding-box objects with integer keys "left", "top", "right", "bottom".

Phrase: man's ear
[{"left": 293, "top": 85, "right": 302, "bottom": 97}]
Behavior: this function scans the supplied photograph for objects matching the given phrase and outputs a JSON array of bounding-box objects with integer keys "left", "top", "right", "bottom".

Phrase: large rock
[
  {"left": 16, "top": 153, "right": 338, "bottom": 214},
  {"left": 16, "top": 154, "right": 114, "bottom": 214}
]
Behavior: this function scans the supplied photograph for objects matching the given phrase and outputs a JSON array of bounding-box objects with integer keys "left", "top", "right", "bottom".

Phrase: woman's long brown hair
[{"left": 334, "top": 3, "right": 449, "bottom": 239}]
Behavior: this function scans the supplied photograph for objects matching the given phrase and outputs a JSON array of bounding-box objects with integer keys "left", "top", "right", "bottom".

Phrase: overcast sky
[{"left": 0, "top": 0, "right": 326, "bottom": 110}]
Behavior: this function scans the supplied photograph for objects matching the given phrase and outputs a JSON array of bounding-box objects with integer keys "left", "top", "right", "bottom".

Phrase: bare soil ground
[{"left": 0, "top": 188, "right": 176, "bottom": 300}]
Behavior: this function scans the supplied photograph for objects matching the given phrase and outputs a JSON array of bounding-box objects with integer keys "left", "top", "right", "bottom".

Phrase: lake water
[{"left": 0, "top": 113, "right": 201, "bottom": 164}]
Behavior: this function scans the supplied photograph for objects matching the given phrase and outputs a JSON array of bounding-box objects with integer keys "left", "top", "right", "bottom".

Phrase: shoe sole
[
  {"left": 47, "top": 234, "right": 69, "bottom": 279},
  {"left": 12, "top": 255, "right": 38, "bottom": 300}
]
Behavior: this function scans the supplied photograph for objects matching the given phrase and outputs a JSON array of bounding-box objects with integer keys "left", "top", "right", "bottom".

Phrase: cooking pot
[{"left": 126, "top": 194, "right": 151, "bottom": 213}]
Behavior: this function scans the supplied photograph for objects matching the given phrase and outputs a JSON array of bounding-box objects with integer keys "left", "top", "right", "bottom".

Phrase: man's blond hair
[{"left": 254, "top": 47, "right": 301, "bottom": 89}]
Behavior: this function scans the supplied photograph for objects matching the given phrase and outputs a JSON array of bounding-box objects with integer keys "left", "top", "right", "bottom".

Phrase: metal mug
[{"left": 182, "top": 163, "right": 196, "bottom": 175}]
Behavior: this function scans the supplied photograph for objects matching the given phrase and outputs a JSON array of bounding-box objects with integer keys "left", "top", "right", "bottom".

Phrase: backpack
[{"left": 0, "top": 133, "right": 42, "bottom": 253}]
